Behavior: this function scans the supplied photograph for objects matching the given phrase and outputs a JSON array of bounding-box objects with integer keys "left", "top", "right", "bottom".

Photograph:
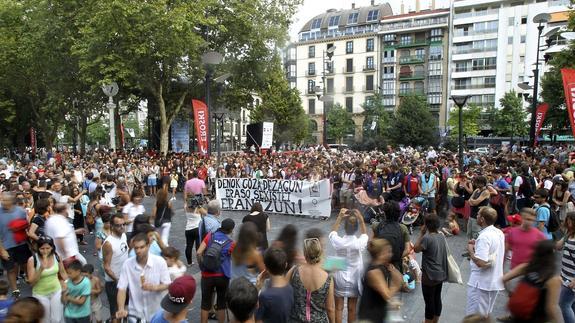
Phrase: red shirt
[
  {"left": 197, "top": 167, "right": 208, "bottom": 181},
  {"left": 404, "top": 173, "right": 420, "bottom": 198},
  {"left": 506, "top": 226, "right": 545, "bottom": 269}
]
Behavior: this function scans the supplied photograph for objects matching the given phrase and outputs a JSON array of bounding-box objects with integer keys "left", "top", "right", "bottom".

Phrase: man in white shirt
[
  {"left": 116, "top": 232, "right": 171, "bottom": 321},
  {"left": 102, "top": 213, "right": 129, "bottom": 320},
  {"left": 44, "top": 203, "right": 86, "bottom": 264},
  {"left": 465, "top": 206, "right": 505, "bottom": 316}
]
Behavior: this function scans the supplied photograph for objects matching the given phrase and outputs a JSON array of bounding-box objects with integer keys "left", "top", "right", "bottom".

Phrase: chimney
[
  {"left": 401, "top": 1, "right": 405, "bottom": 14},
  {"left": 352, "top": 2, "right": 355, "bottom": 9},
  {"left": 431, "top": 0, "right": 436, "bottom": 10},
  {"left": 416, "top": 0, "right": 421, "bottom": 12}
]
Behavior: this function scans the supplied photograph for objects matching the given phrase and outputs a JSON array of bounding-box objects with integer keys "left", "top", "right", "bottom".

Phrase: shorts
[
  {"left": 201, "top": 276, "right": 229, "bottom": 311},
  {"left": 147, "top": 177, "right": 157, "bottom": 186},
  {"left": 170, "top": 180, "right": 178, "bottom": 189},
  {"left": 1, "top": 244, "right": 31, "bottom": 270},
  {"left": 91, "top": 296, "right": 103, "bottom": 322}
]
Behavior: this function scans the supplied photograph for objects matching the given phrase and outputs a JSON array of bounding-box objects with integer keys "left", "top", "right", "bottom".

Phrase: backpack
[
  {"left": 200, "top": 233, "right": 231, "bottom": 272},
  {"left": 518, "top": 175, "right": 536, "bottom": 199},
  {"left": 376, "top": 221, "right": 404, "bottom": 263},
  {"left": 8, "top": 218, "right": 29, "bottom": 244},
  {"left": 508, "top": 273, "right": 545, "bottom": 320},
  {"left": 539, "top": 205, "right": 560, "bottom": 233}
]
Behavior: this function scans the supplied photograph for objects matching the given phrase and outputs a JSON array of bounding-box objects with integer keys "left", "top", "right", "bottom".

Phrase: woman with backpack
[
  {"left": 503, "top": 239, "right": 562, "bottom": 323},
  {"left": 151, "top": 188, "right": 173, "bottom": 246},
  {"left": 557, "top": 211, "right": 575, "bottom": 323},
  {"left": 26, "top": 236, "right": 67, "bottom": 323}
]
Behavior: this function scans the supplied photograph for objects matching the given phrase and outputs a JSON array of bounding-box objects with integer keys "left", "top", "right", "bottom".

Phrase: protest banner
[{"left": 216, "top": 178, "right": 331, "bottom": 218}]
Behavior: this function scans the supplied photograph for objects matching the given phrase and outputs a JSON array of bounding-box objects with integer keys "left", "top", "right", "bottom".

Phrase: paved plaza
[{"left": 15, "top": 194, "right": 508, "bottom": 322}]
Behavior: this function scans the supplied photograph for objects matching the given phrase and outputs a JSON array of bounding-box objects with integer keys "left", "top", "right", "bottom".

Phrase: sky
[{"left": 289, "top": 0, "right": 452, "bottom": 41}]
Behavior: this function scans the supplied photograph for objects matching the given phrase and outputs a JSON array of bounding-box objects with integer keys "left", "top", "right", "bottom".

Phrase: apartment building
[
  {"left": 295, "top": 2, "right": 393, "bottom": 144},
  {"left": 379, "top": 8, "right": 450, "bottom": 128},
  {"left": 448, "top": 0, "right": 570, "bottom": 132}
]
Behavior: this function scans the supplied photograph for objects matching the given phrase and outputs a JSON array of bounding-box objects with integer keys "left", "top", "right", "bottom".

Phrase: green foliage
[
  {"left": 361, "top": 92, "right": 392, "bottom": 148},
  {"left": 387, "top": 95, "right": 438, "bottom": 147},
  {"left": 447, "top": 103, "right": 482, "bottom": 138},
  {"left": 250, "top": 56, "right": 308, "bottom": 144},
  {"left": 86, "top": 122, "right": 109, "bottom": 146},
  {"left": 491, "top": 91, "right": 529, "bottom": 137},
  {"left": 326, "top": 103, "right": 355, "bottom": 144}
]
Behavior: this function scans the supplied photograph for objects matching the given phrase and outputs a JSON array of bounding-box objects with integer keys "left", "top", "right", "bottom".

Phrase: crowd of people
[{"left": 0, "top": 143, "right": 573, "bottom": 322}]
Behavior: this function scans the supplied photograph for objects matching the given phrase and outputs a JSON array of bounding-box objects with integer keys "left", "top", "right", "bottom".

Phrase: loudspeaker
[{"left": 246, "top": 123, "right": 263, "bottom": 148}]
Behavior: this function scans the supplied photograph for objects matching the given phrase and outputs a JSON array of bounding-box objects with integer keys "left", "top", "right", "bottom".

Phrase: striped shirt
[{"left": 561, "top": 238, "right": 575, "bottom": 287}]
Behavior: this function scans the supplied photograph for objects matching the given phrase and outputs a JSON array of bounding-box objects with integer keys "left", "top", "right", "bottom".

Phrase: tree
[
  {"left": 447, "top": 103, "right": 482, "bottom": 138},
  {"left": 250, "top": 56, "right": 308, "bottom": 144},
  {"left": 492, "top": 91, "right": 529, "bottom": 137},
  {"left": 326, "top": 103, "right": 355, "bottom": 144},
  {"left": 387, "top": 95, "right": 438, "bottom": 147},
  {"left": 360, "top": 92, "right": 392, "bottom": 149}
]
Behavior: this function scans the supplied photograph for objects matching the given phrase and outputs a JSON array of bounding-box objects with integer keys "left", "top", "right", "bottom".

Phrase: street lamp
[
  {"left": 201, "top": 51, "right": 223, "bottom": 156},
  {"left": 72, "top": 99, "right": 78, "bottom": 155},
  {"left": 529, "top": 13, "right": 551, "bottom": 147},
  {"left": 451, "top": 95, "right": 471, "bottom": 169},
  {"left": 102, "top": 82, "right": 119, "bottom": 151},
  {"left": 316, "top": 46, "right": 336, "bottom": 147},
  {"left": 212, "top": 106, "right": 229, "bottom": 166}
]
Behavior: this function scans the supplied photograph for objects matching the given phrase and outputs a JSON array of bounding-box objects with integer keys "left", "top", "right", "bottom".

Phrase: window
[
  {"left": 328, "top": 16, "right": 340, "bottom": 28},
  {"left": 383, "top": 96, "right": 395, "bottom": 107},
  {"left": 346, "top": 41, "right": 354, "bottom": 54},
  {"left": 455, "top": 61, "right": 469, "bottom": 72},
  {"left": 400, "top": 35, "right": 412, "bottom": 45},
  {"left": 414, "top": 65, "right": 424, "bottom": 75},
  {"left": 383, "top": 66, "right": 394, "bottom": 74},
  {"left": 365, "top": 75, "right": 374, "bottom": 91},
  {"left": 308, "top": 62, "right": 315, "bottom": 75},
  {"left": 414, "top": 81, "right": 424, "bottom": 93},
  {"left": 485, "top": 77, "right": 496, "bottom": 86},
  {"left": 508, "top": 36, "right": 513, "bottom": 45},
  {"left": 345, "top": 77, "right": 353, "bottom": 92},
  {"left": 429, "top": 46, "right": 442, "bottom": 60},
  {"left": 430, "top": 28, "right": 442, "bottom": 37},
  {"left": 508, "top": 17, "right": 514, "bottom": 26},
  {"left": 308, "top": 46, "right": 315, "bottom": 58},
  {"left": 429, "top": 62, "right": 442, "bottom": 75},
  {"left": 348, "top": 12, "right": 359, "bottom": 25},
  {"left": 521, "top": 17, "right": 527, "bottom": 24},
  {"left": 307, "top": 80, "right": 315, "bottom": 93},
  {"left": 383, "top": 34, "right": 395, "bottom": 42},
  {"left": 346, "top": 58, "right": 353, "bottom": 72},
  {"left": 400, "top": 82, "right": 410, "bottom": 91},
  {"left": 311, "top": 18, "right": 322, "bottom": 30},
  {"left": 367, "top": 10, "right": 379, "bottom": 22},
  {"left": 428, "top": 94, "right": 441, "bottom": 104},
  {"left": 382, "top": 81, "right": 395, "bottom": 95},
  {"left": 428, "top": 78, "right": 441, "bottom": 93},
  {"left": 366, "top": 38, "right": 374, "bottom": 52},
  {"left": 308, "top": 99, "right": 316, "bottom": 114},
  {"left": 345, "top": 97, "right": 353, "bottom": 113},
  {"left": 327, "top": 78, "right": 334, "bottom": 94},
  {"left": 521, "top": 35, "right": 526, "bottom": 43},
  {"left": 415, "top": 48, "right": 425, "bottom": 59},
  {"left": 366, "top": 56, "right": 374, "bottom": 69}
]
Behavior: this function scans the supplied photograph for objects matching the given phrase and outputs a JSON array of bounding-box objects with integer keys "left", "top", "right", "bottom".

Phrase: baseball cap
[
  {"left": 506, "top": 214, "right": 522, "bottom": 225},
  {"left": 161, "top": 275, "right": 196, "bottom": 314}
]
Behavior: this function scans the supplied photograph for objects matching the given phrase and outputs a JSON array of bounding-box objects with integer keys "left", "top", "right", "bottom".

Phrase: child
[
  {"left": 82, "top": 264, "right": 102, "bottom": 323},
  {"left": 62, "top": 260, "right": 91, "bottom": 323},
  {"left": 0, "top": 280, "right": 13, "bottom": 322},
  {"left": 255, "top": 248, "right": 294, "bottom": 323},
  {"left": 441, "top": 211, "right": 460, "bottom": 236},
  {"left": 162, "top": 247, "right": 186, "bottom": 281},
  {"left": 169, "top": 171, "right": 178, "bottom": 201}
]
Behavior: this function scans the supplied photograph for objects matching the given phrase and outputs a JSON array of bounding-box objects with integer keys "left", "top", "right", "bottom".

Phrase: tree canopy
[
  {"left": 386, "top": 95, "right": 438, "bottom": 147},
  {"left": 326, "top": 103, "right": 355, "bottom": 144},
  {"left": 447, "top": 103, "right": 482, "bottom": 138},
  {"left": 491, "top": 91, "right": 529, "bottom": 137}
]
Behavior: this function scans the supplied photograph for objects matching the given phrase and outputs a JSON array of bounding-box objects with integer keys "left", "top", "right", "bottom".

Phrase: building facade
[
  {"left": 295, "top": 2, "right": 393, "bottom": 144},
  {"left": 448, "top": 0, "right": 570, "bottom": 133},
  {"left": 379, "top": 8, "right": 450, "bottom": 128}
]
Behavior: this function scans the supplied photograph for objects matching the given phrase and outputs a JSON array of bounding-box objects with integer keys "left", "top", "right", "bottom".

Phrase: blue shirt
[
  {"left": 150, "top": 309, "right": 188, "bottom": 323},
  {"left": 535, "top": 205, "right": 552, "bottom": 240},
  {"left": 0, "top": 298, "right": 13, "bottom": 322},
  {"left": 198, "top": 214, "right": 221, "bottom": 239},
  {"left": 64, "top": 276, "right": 91, "bottom": 318},
  {"left": 0, "top": 206, "right": 27, "bottom": 249},
  {"left": 495, "top": 178, "right": 510, "bottom": 190}
]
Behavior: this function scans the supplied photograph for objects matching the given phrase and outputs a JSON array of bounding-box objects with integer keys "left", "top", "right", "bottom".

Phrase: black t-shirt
[
  {"left": 358, "top": 264, "right": 389, "bottom": 322},
  {"left": 31, "top": 215, "right": 46, "bottom": 237},
  {"left": 255, "top": 284, "right": 294, "bottom": 323},
  {"left": 242, "top": 213, "right": 269, "bottom": 250}
]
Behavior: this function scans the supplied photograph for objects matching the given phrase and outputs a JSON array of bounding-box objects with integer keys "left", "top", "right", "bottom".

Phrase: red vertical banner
[
  {"left": 561, "top": 69, "right": 575, "bottom": 139},
  {"left": 192, "top": 99, "right": 209, "bottom": 155},
  {"left": 120, "top": 123, "right": 125, "bottom": 149},
  {"left": 30, "top": 127, "right": 36, "bottom": 155},
  {"left": 534, "top": 103, "right": 549, "bottom": 146}
]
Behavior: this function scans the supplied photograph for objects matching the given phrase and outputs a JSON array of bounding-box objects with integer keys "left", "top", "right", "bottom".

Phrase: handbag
[
  {"left": 154, "top": 206, "right": 167, "bottom": 228},
  {"left": 442, "top": 234, "right": 463, "bottom": 284}
]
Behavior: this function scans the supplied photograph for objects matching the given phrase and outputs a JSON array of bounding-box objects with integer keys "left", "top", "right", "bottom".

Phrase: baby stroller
[
  {"left": 352, "top": 187, "right": 384, "bottom": 223},
  {"left": 400, "top": 196, "right": 428, "bottom": 234}
]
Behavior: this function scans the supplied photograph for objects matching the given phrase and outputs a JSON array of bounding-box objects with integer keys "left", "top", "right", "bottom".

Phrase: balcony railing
[
  {"left": 453, "top": 83, "right": 496, "bottom": 90},
  {"left": 399, "top": 55, "right": 425, "bottom": 64},
  {"left": 454, "top": 65, "right": 496, "bottom": 72},
  {"left": 342, "top": 67, "right": 355, "bottom": 74},
  {"left": 363, "top": 65, "right": 377, "bottom": 72},
  {"left": 298, "top": 24, "right": 381, "bottom": 42},
  {"left": 382, "top": 57, "right": 397, "bottom": 64},
  {"left": 382, "top": 73, "right": 395, "bottom": 80},
  {"left": 342, "top": 87, "right": 354, "bottom": 93},
  {"left": 454, "top": 9, "right": 498, "bottom": 20},
  {"left": 399, "top": 88, "right": 425, "bottom": 96},
  {"left": 454, "top": 47, "right": 497, "bottom": 54},
  {"left": 363, "top": 86, "right": 375, "bottom": 92},
  {"left": 397, "top": 40, "right": 429, "bottom": 48},
  {"left": 399, "top": 72, "right": 425, "bottom": 80},
  {"left": 454, "top": 28, "right": 498, "bottom": 37},
  {"left": 306, "top": 70, "right": 316, "bottom": 77},
  {"left": 305, "top": 89, "right": 316, "bottom": 95},
  {"left": 380, "top": 16, "right": 448, "bottom": 32}
]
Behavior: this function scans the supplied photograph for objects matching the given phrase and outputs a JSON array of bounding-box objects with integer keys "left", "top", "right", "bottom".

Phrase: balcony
[
  {"left": 342, "top": 87, "right": 354, "bottom": 93},
  {"left": 453, "top": 83, "right": 496, "bottom": 90},
  {"left": 399, "top": 55, "right": 425, "bottom": 64},
  {"left": 380, "top": 16, "right": 448, "bottom": 32},
  {"left": 399, "top": 72, "right": 425, "bottom": 80},
  {"left": 397, "top": 40, "right": 429, "bottom": 48},
  {"left": 399, "top": 88, "right": 425, "bottom": 96},
  {"left": 453, "top": 28, "right": 498, "bottom": 37},
  {"left": 363, "top": 65, "right": 377, "bottom": 72},
  {"left": 298, "top": 24, "right": 381, "bottom": 42},
  {"left": 453, "top": 9, "right": 498, "bottom": 20},
  {"left": 454, "top": 65, "right": 496, "bottom": 72},
  {"left": 382, "top": 73, "right": 395, "bottom": 80},
  {"left": 306, "top": 70, "right": 316, "bottom": 77},
  {"left": 454, "top": 47, "right": 497, "bottom": 55},
  {"left": 342, "top": 67, "right": 355, "bottom": 74},
  {"left": 382, "top": 57, "right": 396, "bottom": 64}
]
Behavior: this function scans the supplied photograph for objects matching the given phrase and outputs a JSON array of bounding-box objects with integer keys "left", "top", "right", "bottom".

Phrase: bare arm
[
  {"left": 331, "top": 209, "right": 346, "bottom": 232},
  {"left": 326, "top": 276, "right": 335, "bottom": 323},
  {"left": 366, "top": 265, "right": 403, "bottom": 301},
  {"left": 27, "top": 223, "right": 40, "bottom": 241},
  {"left": 502, "top": 263, "right": 527, "bottom": 284},
  {"left": 26, "top": 257, "right": 42, "bottom": 286},
  {"left": 545, "top": 277, "right": 564, "bottom": 323},
  {"left": 102, "top": 241, "right": 118, "bottom": 281}
]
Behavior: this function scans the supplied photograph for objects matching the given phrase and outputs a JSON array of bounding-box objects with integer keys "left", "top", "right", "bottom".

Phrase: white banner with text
[{"left": 216, "top": 178, "right": 331, "bottom": 218}]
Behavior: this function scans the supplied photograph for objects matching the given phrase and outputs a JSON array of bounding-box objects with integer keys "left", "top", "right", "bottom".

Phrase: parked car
[{"left": 472, "top": 147, "right": 489, "bottom": 154}]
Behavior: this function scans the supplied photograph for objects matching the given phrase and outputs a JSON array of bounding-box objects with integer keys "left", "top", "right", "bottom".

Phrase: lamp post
[
  {"left": 102, "top": 82, "right": 119, "bottom": 151},
  {"left": 451, "top": 95, "right": 471, "bottom": 169},
  {"left": 201, "top": 51, "right": 223, "bottom": 156},
  {"left": 315, "top": 46, "right": 335, "bottom": 147},
  {"left": 72, "top": 99, "right": 78, "bottom": 155},
  {"left": 212, "top": 106, "right": 228, "bottom": 166},
  {"left": 529, "top": 13, "right": 551, "bottom": 147}
]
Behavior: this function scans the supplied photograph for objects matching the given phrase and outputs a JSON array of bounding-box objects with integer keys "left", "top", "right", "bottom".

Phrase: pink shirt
[
  {"left": 506, "top": 226, "right": 545, "bottom": 269},
  {"left": 184, "top": 178, "right": 205, "bottom": 195}
]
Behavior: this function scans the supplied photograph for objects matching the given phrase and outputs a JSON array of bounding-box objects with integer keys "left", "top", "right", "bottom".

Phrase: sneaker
[
  {"left": 170, "top": 197, "right": 176, "bottom": 201},
  {"left": 496, "top": 315, "right": 513, "bottom": 322},
  {"left": 11, "top": 290, "right": 20, "bottom": 299}
]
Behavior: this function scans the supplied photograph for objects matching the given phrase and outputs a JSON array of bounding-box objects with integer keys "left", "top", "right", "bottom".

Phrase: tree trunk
[{"left": 79, "top": 115, "right": 87, "bottom": 156}]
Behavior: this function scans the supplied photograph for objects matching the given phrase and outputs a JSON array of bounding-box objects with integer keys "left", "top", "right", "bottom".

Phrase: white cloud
[{"left": 289, "top": 0, "right": 451, "bottom": 41}]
